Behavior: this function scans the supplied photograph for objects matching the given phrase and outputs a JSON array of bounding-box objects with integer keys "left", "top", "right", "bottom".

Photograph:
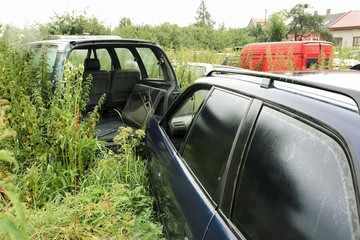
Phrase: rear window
[{"left": 29, "top": 45, "right": 58, "bottom": 76}]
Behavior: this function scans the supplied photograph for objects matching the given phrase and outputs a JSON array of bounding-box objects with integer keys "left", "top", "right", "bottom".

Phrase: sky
[{"left": 0, "top": 0, "right": 357, "bottom": 29}]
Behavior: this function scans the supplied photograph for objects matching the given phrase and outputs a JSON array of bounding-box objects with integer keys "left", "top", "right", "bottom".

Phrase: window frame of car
[
  {"left": 160, "top": 83, "right": 212, "bottom": 132},
  {"left": 159, "top": 83, "right": 253, "bottom": 216},
  {"left": 180, "top": 87, "right": 251, "bottom": 198}
]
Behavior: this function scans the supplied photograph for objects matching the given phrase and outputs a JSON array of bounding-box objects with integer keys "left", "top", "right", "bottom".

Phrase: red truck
[{"left": 239, "top": 41, "right": 333, "bottom": 71}]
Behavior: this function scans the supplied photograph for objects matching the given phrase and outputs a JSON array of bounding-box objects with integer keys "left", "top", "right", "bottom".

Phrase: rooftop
[{"left": 329, "top": 10, "right": 360, "bottom": 30}]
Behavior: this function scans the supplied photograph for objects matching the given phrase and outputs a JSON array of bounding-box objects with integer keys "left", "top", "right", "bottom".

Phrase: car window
[
  {"left": 136, "top": 47, "right": 164, "bottom": 80},
  {"left": 69, "top": 48, "right": 112, "bottom": 71},
  {"left": 182, "top": 89, "right": 250, "bottom": 197},
  {"left": 29, "top": 45, "right": 58, "bottom": 76},
  {"left": 95, "top": 49, "right": 112, "bottom": 71},
  {"left": 167, "top": 89, "right": 209, "bottom": 150},
  {"left": 68, "top": 49, "right": 87, "bottom": 70},
  {"left": 114, "top": 48, "right": 140, "bottom": 72},
  {"left": 232, "top": 106, "right": 359, "bottom": 239}
]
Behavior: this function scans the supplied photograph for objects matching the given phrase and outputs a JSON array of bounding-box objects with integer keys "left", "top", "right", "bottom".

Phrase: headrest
[{"left": 84, "top": 58, "right": 100, "bottom": 70}]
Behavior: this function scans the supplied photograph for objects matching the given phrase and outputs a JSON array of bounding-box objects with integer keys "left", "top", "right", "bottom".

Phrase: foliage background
[{"left": 1, "top": 3, "right": 337, "bottom": 53}]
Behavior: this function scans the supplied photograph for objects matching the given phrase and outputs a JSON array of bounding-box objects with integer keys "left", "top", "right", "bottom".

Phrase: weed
[{"left": 0, "top": 102, "right": 28, "bottom": 240}]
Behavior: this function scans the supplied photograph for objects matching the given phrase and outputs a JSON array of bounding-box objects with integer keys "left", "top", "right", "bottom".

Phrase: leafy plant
[
  {"left": 0, "top": 48, "right": 105, "bottom": 207},
  {"left": 173, "top": 61, "right": 199, "bottom": 90},
  {"left": 25, "top": 126, "right": 164, "bottom": 239},
  {"left": 0, "top": 102, "right": 28, "bottom": 240}
]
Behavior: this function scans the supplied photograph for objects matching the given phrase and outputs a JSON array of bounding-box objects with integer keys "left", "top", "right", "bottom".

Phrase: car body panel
[
  {"left": 146, "top": 117, "right": 218, "bottom": 239},
  {"left": 203, "top": 213, "right": 239, "bottom": 239}
]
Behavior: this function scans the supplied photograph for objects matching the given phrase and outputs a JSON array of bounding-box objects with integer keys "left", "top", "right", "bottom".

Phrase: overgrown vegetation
[
  {"left": 0, "top": 43, "right": 164, "bottom": 239},
  {"left": 0, "top": 101, "right": 28, "bottom": 239},
  {"left": 168, "top": 48, "right": 229, "bottom": 89}
]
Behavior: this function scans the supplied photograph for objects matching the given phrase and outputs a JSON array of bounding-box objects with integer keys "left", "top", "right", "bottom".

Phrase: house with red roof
[
  {"left": 327, "top": 10, "right": 360, "bottom": 47},
  {"left": 247, "top": 18, "right": 266, "bottom": 27}
]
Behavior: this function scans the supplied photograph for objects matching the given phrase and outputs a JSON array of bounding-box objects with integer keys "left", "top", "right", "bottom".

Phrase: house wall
[{"left": 331, "top": 29, "right": 360, "bottom": 47}]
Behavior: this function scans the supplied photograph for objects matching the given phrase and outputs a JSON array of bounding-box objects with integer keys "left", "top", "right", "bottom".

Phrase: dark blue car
[{"left": 144, "top": 69, "right": 360, "bottom": 239}]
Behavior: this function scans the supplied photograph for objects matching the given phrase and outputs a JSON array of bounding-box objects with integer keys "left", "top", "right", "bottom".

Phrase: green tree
[
  {"left": 226, "top": 28, "right": 256, "bottom": 48},
  {"left": 248, "top": 24, "right": 266, "bottom": 42},
  {"left": 0, "top": 25, "right": 41, "bottom": 50},
  {"left": 319, "top": 28, "right": 334, "bottom": 42},
  {"left": 286, "top": 3, "right": 324, "bottom": 41},
  {"left": 194, "top": 0, "right": 215, "bottom": 27},
  {"left": 118, "top": 17, "right": 132, "bottom": 28},
  {"left": 154, "top": 23, "right": 182, "bottom": 50},
  {"left": 264, "top": 12, "right": 288, "bottom": 41},
  {"left": 40, "top": 10, "right": 111, "bottom": 35}
]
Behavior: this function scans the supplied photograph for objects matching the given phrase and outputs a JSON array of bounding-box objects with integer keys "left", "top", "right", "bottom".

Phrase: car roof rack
[{"left": 206, "top": 68, "right": 360, "bottom": 114}]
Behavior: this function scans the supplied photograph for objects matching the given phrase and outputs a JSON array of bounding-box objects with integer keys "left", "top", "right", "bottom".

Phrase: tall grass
[
  {"left": 168, "top": 48, "right": 227, "bottom": 64},
  {"left": 167, "top": 48, "right": 229, "bottom": 89},
  {"left": 0, "top": 44, "right": 164, "bottom": 239},
  {"left": 0, "top": 101, "right": 28, "bottom": 240},
  {"left": 25, "top": 127, "right": 163, "bottom": 239},
  {"left": 0, "top": 46, "right": 103, "bottom": 207}
]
